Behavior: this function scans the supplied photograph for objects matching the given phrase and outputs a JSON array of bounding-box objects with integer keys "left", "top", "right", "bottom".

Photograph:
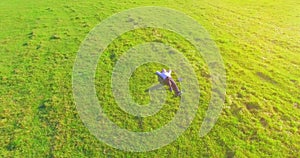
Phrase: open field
[{"left": 1, "top": 0, "right": 300, "bottom": 157}]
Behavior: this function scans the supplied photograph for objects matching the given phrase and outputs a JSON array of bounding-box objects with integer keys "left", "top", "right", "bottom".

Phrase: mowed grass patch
[{"left": 95, "top": 28, "right": 209, "bottom": 133}]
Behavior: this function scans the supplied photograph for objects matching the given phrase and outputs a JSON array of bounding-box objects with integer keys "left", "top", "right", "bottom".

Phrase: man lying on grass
[{"left": 156, "top": 69, "right": 182, "bottom": 97}]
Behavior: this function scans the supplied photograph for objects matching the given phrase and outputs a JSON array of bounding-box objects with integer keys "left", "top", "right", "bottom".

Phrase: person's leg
[
  {"left": 164, "top": 78, "right": 173, "bottom": 92},
  {"left": 165, "top": 77, "right": 180, "bottom": 96},
  {"left": 169, "top": 78, "right": 180, "bottom": 95}
]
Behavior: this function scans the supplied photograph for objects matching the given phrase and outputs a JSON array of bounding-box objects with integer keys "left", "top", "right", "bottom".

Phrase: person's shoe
[{"left": 175, "top": 91, "right": 182, "bottom": 97}]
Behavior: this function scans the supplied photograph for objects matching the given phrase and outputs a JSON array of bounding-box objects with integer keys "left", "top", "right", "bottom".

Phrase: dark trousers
[{"left": 164, "top": 77, "right": 180, "bottom": 95}]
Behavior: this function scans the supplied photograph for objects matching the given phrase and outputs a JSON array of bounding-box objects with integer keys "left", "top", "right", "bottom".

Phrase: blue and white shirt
[{"left": 156, "top": 70, "right": 172, "bottom": 80}]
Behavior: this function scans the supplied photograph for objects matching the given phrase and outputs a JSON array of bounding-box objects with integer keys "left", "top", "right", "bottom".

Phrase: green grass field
[{"left": 1, "top": 0, "right": 300, "bottom": 157}]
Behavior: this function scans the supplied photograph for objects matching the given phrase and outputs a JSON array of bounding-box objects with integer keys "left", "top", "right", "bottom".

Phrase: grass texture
[{"left": 0, "top": 0, "right": 300, "bottom": 157}]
